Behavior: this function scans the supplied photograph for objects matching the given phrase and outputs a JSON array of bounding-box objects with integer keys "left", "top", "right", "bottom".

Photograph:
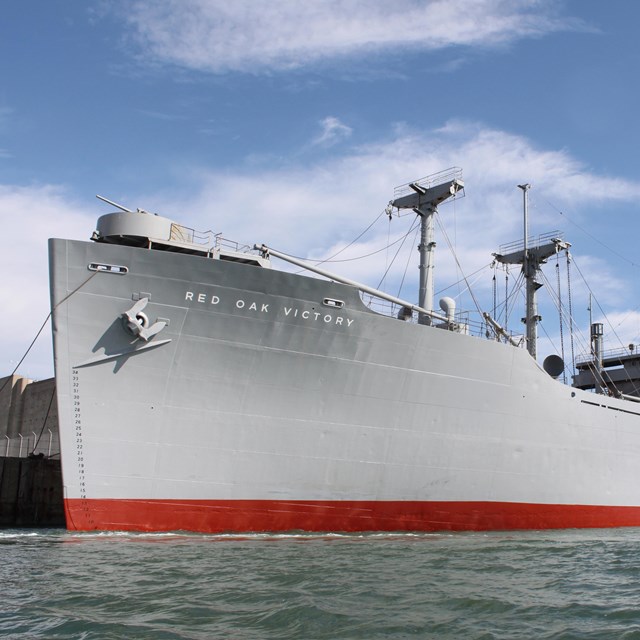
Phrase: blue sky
[{"left": 2, "top": 0, "right": 640, "bottom": 379}]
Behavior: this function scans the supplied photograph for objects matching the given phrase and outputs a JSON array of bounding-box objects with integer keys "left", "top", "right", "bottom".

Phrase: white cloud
[
  {"left": 0, "top": 185, "right": 94, "bottom": 379},
  {"left": 313, "top": 117, "right": 353, "bottom": 147},
  {"left": 599, "top": 310, "right": 640, "bottom": 351},
  {"left": 122, "top": 0, "right": 585, "bottom": 74}
]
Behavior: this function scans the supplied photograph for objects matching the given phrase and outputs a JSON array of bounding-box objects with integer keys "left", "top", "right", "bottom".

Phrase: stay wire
[
  {"left": 504, "top": 270, "right": 525, "bottom": 328},
  {"left": 486, "top": 267, "right": 524, "bottom": 337},
  {"left": 505, "top": 266, "right": 509, "bottom": 330},
  {"left": 0, "top": 271, "right": 98, "bottom": 397},
  {"left": 571, "top": 259, "right": 640, "bottom": 392},
  {"left": 397, "top": 224, "right": 421, "bottom": 299},
  {"left": 436, "top": 262, "right": 500, "bottom": 299},
  {"left": 567, "top": 257, "right": 640, "bottom": 394},
  {"left": 0, "top": 315, "right": 52, "bottom": 397},
  {"left": 289, "top": 219, "right": 420, "bottom": 265},
  {"left": 542, "top": 196, "right": 640, "bottom": 269},
  {"left": 538, "top": 268, "right": 589, "bottom": 377},
  {"left": 566, "top": 252, "right": 576, "bottom": 377},
  {"left": 435, "top": 216, "right": 485, "bottom": 317},
  {"left": 312, "top": 209, "right": 387, "bottom": 266},
  {"left": 376, "top": 217, "right": 421, "bottom": 291},
  {"left": 538, "top": 268, "right": 590, "bottom": 354},
  {"left": 555, "top": 255, "right": 566, "bottom": 383},
  {"left": 544, "top": 263, "right": 640, "bottom": 396}
]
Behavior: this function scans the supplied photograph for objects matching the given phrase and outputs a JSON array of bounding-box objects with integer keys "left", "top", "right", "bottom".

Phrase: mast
[
  {"left": 591, "top": 322, "right": 605, "bottom": 394},
  {"left": 518, "top": 183, "right": 539, "bottom": 357},
  {"left": 494, "top": 185, "right": 570, "bottom": 359},
  {"left": 390, "top": 168, "right": 464, "bottom": 325}
]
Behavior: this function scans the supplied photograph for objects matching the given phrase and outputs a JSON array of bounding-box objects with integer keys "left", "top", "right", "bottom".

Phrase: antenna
[{"left": 96, "top": 195, "right": 133, "bottom": 213}]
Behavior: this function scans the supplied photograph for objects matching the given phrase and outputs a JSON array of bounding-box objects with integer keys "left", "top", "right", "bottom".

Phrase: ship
[{"left": 49, "top": 168, "right": 640, "bottom": 533}]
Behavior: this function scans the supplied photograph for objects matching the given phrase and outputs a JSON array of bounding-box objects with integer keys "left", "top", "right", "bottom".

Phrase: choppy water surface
[{"left": 2, "top": 528, "right": 640, "bottom": 639}]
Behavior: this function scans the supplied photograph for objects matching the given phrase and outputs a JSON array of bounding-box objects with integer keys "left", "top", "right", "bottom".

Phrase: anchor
[{"left": 121, "top": 297, "right": 167, "bottom": 342}]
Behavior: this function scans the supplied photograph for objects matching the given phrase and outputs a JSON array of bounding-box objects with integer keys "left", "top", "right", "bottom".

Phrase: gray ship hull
[{"left": 49, "top": 236, "right": 640, "bottom": 532}]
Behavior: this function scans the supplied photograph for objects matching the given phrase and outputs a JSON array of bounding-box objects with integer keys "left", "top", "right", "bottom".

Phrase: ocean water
[{"left": 2, "top": 528, "right": 640, "bottom": 639}]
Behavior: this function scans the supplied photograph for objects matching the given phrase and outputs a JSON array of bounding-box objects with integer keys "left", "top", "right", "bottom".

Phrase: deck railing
[
  {"left": 170, "top": 224, "right": 255, "bottom": 255},
  {"left": 575, "top": 345, "right": 640, "bottom": 367},
  {"left": 360, "top": 293, "right": 523, "bottom": 344}
]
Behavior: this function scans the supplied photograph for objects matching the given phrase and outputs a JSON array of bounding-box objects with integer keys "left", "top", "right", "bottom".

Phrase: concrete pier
[
  {"left": 0, "top": 456, "right": 64, "bottom": 526},
  {"left": 0, "top": 375, "right": 64, "bottom": 527},
  {"left": 1, "top": 375, "right": 59, "bottom": 458}
]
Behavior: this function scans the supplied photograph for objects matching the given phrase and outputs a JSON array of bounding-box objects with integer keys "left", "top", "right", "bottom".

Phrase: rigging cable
[
  {"left": 0, "top": 316, "right": 53, "bottom": 397},
  {"left": 556, "top": 254, "right": 567, "bottom": 383},
  {"left": 288, "top": 217, "right": 421, "bottom": 265},
  {"left": 435, "top": 216, "right": 485, "bottom": 319},
  {"left": 375, "top": 217, "right": 421, "bottom": 291},
  {"left": 566, "top": 252, "right": 576, "bottom": 378},
  {"left": 570, "top": 257, "right": 623, "bottom": 343},
  {"left": 542, "top": 196, "right": 640, "bottom": 269},
  {"left": 384, "top": 208, "right": 392, "bottom": 286},
  {"left": 537, "top": 269, "right": 575, "bottom": 362},
  {"left": 0, "top": 270, "right": 98, "bottom": 429},
  {"left": 504, "top": 265, "right": 509, "bottom": 332},
  {"left": 395, "top": 223, "right": 421, "bottom": 300},
  {"left": 492, "top": 264, "right": 497, "bottom": 321},
  {"left": 537, "top": 260, "right": 592, "bottom": 384},
  {"left": 539, "top": 268, "right": 591, "bottom": 368},
  {"left": 312, "top": 209, "right": 388, "bottom": 266},
  {"left": 492, "top": 267, "right": 525, "bottom": 333},
  {"left": 435, "top": 262, "right": 495, "bottom": 298},
  {"left": 569, "top": 256, "right": 640, "bottom": 396}
]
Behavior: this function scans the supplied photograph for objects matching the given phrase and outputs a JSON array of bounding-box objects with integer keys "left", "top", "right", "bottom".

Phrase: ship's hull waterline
[{"left": 50, "top": 237, "right": 640, "bottom": 533}]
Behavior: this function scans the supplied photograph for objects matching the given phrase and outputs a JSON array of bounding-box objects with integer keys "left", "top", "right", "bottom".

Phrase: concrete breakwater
[{"left": 0, "top": 375, "right": 64, "bottom": 526}]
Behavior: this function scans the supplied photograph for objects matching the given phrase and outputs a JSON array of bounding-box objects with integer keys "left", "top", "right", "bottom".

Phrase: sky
[{"left": 2, "top": 0, "right": 640, "bottom": 380}]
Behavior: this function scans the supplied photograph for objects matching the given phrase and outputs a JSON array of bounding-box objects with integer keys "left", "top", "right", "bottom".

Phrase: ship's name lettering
[
  {"left": 235, "top": 299, "right": 270, "bottom": 312},
  {"left": 186, "top": 291, "right": 268, "bottom": 312},
  {"left": 186, "top": 292, "right": 221, "bottom": 305},
  {"left": 283, "top": 307, "right": 354, "bottom": 326},
  {"left": 185, "top": 290, "right": 354, "bottom": 327}
]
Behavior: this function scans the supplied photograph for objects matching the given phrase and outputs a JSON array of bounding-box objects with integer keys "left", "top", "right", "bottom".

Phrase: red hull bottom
[{"left": 64, "top": 499, "right": 640, "bottom": 533}]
